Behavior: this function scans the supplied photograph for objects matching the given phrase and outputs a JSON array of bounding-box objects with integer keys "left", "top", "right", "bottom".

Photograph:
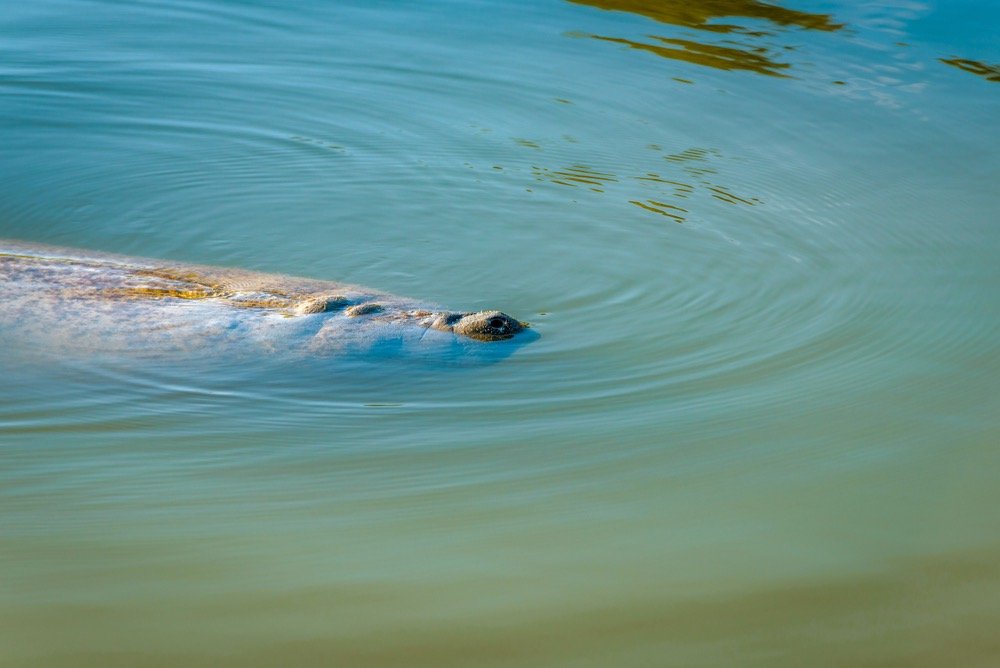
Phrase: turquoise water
[{"left": 2, "top": 0, "right": 999, "bottom": 665}]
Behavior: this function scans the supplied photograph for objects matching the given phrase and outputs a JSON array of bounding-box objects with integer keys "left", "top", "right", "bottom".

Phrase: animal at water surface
[{"left": 0, "top": 239, "right": 530, "bottom": 362}]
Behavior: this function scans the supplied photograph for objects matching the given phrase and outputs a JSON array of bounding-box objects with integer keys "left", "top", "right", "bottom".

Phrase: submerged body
[{"left": 0, "top": 239, "right": 529, "bottom": 362}]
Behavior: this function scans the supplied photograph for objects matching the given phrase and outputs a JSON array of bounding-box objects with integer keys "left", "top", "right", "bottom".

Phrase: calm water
[{"left": 2, "top": 0, "right": 999, "bottom": 665}]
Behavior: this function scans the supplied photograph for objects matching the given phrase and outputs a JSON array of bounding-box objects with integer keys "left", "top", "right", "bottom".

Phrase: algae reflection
[
  {"left": 939, "top": 57, "right": 1000, "bottom": 83},
  {"left": 526, "top": 144, "right": 760, "bottom": 224},
  {"left": 568, "top": 0, "right": 842, "bottom": 78}
]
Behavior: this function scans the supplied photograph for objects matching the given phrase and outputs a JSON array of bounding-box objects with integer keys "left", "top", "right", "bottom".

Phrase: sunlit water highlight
[{"left": 2, "top": 0, "right": 998, "bottom": 665}]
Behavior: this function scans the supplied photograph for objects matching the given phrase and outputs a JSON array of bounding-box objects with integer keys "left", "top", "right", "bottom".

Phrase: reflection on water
[
  {"left": 570, "top": 0, "right": 842, "bottom": 78},
  {"left": 568, "top": 1, "right": 990, "bottom": 107},
  {"left": 940, "top": 57, "right": 1000, "bottom": 82},
  {"left": 568, "top": 0, "right": 842, "bottom": 34},
  {"left": 514, "top": 138, "right": 542, "bottom": 149},
  {"left": 628, "top": 198, "right": 688, "bottom": 222},
  {"left": 531, "top": 165, "right": 618, "bottom": 192},
  {"left": 4, "top": 0, "right": 1000, "bottom": 665},
  {"left": 525, "top": 146, "right": 759, "bottom": 223},
  {"left": 289, "top": 135, "right": 347, "bottom": 153},
  {"left": 590, "top": 34, "right": 792, "bottom": 77}
]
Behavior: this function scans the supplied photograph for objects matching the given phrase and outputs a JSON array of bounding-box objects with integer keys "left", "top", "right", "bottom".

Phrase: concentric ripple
[{"left": 2, "top": 0, "right": 999, "bottom": 665}]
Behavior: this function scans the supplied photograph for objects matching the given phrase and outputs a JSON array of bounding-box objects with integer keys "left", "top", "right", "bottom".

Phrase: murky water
[{"left": 2, "top": 1, "right": 998, "bottom": 665}]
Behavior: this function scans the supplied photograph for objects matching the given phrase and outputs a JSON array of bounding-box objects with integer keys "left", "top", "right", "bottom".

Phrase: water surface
[{"left": 2, "top": 0, "right": 999, "bottom": 665}]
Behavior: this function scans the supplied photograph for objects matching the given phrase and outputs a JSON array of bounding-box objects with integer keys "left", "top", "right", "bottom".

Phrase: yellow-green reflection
[
  {"left": 568, "top": 0, "right": 842, "bottom": 34},
  {"left": 525, "top": 146, "right": 760, "bottom": 223},
  {"left": 532, "top": 164, "right": 618, "bottom": 192},
  {"left": 514, "top": 138, "right": 542, "bottom": 149},
  {"left": 568, "top": 0, "right": 842, "bottom": 78},
  {"left": 707, "top": 185, "right": 760, "bottom": 206},
  {"left": 629, "top": 198, "right": 688, "bottom": 222},
  {"left": 940, "top": 57, "right": 1000, "bottom": 82},
  {"left": 664, "top": 147, "right": 719, "bottom": 162},
  {"left": 592, "top": 34, "right": 791, "bottom": 77}
]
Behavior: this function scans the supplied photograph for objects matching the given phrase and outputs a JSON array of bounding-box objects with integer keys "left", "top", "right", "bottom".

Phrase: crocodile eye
[{"left": 488, "top": 317, "right": 507, "bottom": 330}]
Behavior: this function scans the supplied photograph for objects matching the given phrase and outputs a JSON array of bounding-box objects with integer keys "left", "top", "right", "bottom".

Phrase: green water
[{"left": 2, "top": 0, "right": 998, "bottom": 665}]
